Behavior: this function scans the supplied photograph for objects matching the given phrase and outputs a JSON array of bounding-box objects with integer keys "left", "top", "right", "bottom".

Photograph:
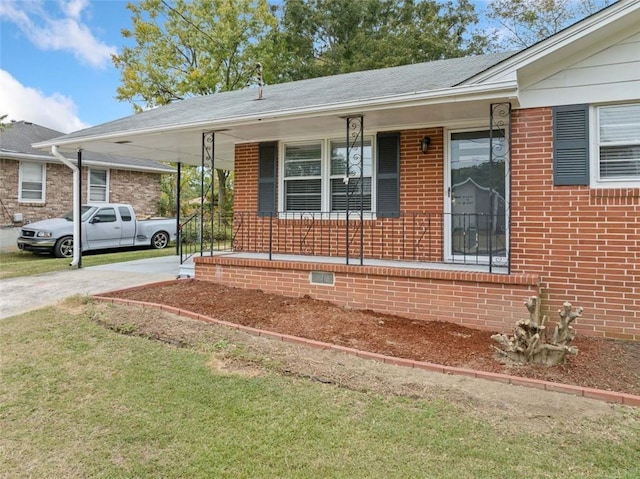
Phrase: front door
[{"left": 445, "top": 129, "right": 508, "bottom": 264}]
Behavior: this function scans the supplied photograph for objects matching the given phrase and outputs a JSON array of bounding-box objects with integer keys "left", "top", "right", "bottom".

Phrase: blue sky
[
  {"left": 1, "top": 0, "right": 136, "bottom": 133},
  {"left": 0, "top": 0, "right": 497, "bottom": 134}
]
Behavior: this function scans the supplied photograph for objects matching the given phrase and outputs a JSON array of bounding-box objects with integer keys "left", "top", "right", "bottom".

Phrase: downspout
[{"left": 51, "top": 145, "right": 80, "bottom": 267}]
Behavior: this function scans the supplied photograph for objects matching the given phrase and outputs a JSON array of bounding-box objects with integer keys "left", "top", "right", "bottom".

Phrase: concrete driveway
[{"left": 0, "top": 255, "right": 180, "bottom": 319}]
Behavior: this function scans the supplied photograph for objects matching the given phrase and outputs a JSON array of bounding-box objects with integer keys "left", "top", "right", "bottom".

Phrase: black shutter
[
  {"left": 258, "top": 142, "right": 277, "bottom": 216},
  {"left": 553, "top": 104, "right": 589, "bottom": 186},
  {"left": 376, "top": 132, "right": 400, "bottom": 218}
]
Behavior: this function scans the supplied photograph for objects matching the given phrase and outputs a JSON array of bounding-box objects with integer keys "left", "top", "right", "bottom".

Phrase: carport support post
[
  {"left": 176, "top": 161, "right": 181, "bottom": 256},
  {"left": 77, "top": 149, "right": 82, "bottom": 269}
]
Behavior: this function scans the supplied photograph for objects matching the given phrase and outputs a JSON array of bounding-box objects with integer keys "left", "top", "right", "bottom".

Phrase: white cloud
[
  {"left": 62, "top": 0, "right": 90, "bottom": 20},
  {"left": 0, "top": 0, "right": 115, "bottom": 69},
  {"left": 0, "top": 69, "right": 90, "bottom": 133}
]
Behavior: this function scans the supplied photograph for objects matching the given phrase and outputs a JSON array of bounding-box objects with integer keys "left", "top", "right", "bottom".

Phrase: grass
[
  {"left": 0, "top": 246, "right": 176, "bottom": 279},
  {"left": 1, "top": 301, "right": 638, "bottom": 479}
]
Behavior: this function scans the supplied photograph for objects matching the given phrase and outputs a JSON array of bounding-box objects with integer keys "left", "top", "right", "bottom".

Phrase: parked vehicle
[{"left": 17, "top": 203, "right": 177, "bottom": 258}]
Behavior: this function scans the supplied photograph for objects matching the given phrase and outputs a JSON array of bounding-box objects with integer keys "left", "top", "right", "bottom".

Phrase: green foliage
[
  {"left": 486, "top": 0, "right": 613, "bottom": 49},
  {"left": 113, "top": 0, "right": 276, "bottom": 108},
  {"left": 0, "top": 114, "right": 10, "bottom": 132},
  {"left": 266, "top": 0, "right": 490, "bottom": 82}
]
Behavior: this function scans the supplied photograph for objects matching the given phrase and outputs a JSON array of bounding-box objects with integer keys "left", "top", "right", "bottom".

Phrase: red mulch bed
[{"left": 101, "top": 279, "right": 640, "bottom": 396}]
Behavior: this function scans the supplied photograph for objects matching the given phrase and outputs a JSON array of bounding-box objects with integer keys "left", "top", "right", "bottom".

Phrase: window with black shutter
[
  {"left": 553, "top": 104, "right": 589, "bottom": 186},
  {"left": 376, "top": 132, "right": 400, "bottom": 217},
  {"left": 258, "top": 142, "right": 277, "bottom": 216}
]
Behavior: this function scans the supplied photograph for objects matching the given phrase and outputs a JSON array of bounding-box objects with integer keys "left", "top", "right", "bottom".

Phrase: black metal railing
[{"left": 180, "top": 211, "right": 509, "bottom": 272}]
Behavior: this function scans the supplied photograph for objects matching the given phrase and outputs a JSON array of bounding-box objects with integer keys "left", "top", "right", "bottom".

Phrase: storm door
[{"left": 445, "top": 129, "right": 508, "bottom": 265}]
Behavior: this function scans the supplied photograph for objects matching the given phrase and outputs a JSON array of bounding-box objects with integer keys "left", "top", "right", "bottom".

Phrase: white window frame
[
  {"left": 281, "top": 140, "right": 323, "bottom": 213},
  {"left": 88, "top": 168, "right": 109, "bottom": 202},
  {"left": 18, "top": 161, "right": 46, "bottom": 203},
  {"left": 590, "top": 103, "right": 640, "bottom": 188},
  {"left": 278, "top": 137, "right": 376, "bottom": 218}
]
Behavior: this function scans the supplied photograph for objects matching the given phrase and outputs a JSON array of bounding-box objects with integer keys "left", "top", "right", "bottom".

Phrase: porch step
[{"left": 177, "top": 258, "right": 195, "bottom": 278}]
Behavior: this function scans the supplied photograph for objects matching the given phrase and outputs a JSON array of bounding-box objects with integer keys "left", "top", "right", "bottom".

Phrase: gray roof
[
  {"left": 50, "top": 51, "right": 515, "bottom": 143},
  {"left": 1, "top": 121, "right": 174, "bottom": 172}
]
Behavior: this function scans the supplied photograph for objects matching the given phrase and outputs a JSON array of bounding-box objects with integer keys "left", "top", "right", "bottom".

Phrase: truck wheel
[
  {"left": 54, "top": 236, "right": 74, "bottom": 258},
  {"left": 151, "top": 231, "right": 169, "bottom": 249}
]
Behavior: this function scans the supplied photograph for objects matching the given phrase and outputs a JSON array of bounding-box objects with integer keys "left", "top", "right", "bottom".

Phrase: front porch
[{"left": 179, "top": 209, "right": 510, "bottom": 272}]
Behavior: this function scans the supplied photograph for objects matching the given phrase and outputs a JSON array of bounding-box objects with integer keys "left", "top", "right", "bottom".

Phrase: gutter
[
  {"left": 51, "top": 146, "right": 80, "bottom": 267},
  {"left": 32, "top": 81, "right": 519, "bottom": 150}
]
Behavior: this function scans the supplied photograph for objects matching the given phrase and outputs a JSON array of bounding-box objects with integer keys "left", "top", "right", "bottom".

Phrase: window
[
  {"left": 93, "top": 207, "right": 117, "bottom": 223},
  {"left": 88, "top": 168, "right": 108, "bottom": 202},
  {"left": 19, "top": 162, "right": 45, "bottom": 202},
  {"left": 281, "top": 138, "right": 374, "bottom": 213},
  {"left": 283, "top": 143, "right": 322, "bottom": 211},
  {"left": 596, "top": 104, "right": 640, "bottom": 185},
  {"left": 118, "top": 206, "right": 132, "bottom": 221},
  {"left": 329, "top": 139, "right": 372, "bottom": 211}
]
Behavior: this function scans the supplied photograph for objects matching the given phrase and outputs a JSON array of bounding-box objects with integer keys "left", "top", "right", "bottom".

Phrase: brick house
[
  {"left": 0, "top": 121, "right": 175, "bottom": 224},
  {"left": 36, "top": 0, "right": 639, "bottom": 340}
]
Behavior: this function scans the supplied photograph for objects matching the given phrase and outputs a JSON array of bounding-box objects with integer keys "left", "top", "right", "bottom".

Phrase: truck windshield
[{"left": 63, "top": 206, "right": 97, "bottom": 222}]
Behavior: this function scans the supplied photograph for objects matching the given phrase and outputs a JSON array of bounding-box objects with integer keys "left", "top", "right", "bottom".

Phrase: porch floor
[{"left": 180, "top": 251, "right": 508, "bottom": 278}]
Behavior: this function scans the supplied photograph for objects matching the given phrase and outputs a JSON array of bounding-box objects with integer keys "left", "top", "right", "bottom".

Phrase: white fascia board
[
  {"left": 466, "top": 0, "right": 639, "bottom": 85},
  {"left": 80, "top": 161, "right": 176, "bottom": 173},
  {"left": 2, "top": 151, "right": 174, "bottom": 173},
  {"left": 32, "top": 80, "right": 519, "bottom": 150},
  {"left": 1, "top": 152, "right": 52, "bottom": 162}
]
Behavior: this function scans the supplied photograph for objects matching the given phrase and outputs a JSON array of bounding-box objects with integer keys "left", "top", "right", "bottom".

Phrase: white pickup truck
[{"left": 17, "top": 203, "right": 177, "bottom": 258}]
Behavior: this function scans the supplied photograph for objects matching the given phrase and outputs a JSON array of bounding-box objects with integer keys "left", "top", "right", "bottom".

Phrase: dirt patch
[{"left": 99, "top": 279, "right": 640, "bottom": 396}]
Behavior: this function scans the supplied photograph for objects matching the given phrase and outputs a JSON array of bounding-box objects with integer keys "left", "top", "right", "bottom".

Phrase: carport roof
[{"left": 2, "top": 121, "right": 175, "bottom": 173}]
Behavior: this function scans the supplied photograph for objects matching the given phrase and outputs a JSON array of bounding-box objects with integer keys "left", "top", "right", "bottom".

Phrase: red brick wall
[
  {"left": 232, "top": 128, "right": 445, "bottom": 261},
  {"left": 234, "top": 143, "right": 260, "bottom": 212},
  {"left": 510, "top": 107, "right": 640, "bottom": 339},
  {"left": 0, "top": 158, "right": 166, "bottom": 224}
]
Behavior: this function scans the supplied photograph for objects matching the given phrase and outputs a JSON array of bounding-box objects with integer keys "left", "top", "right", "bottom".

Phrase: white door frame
[{"left": 443, "top": 127, "right": 510, "bottom": 265}]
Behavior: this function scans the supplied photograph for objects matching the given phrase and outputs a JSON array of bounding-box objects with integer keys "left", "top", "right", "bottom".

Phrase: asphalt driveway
[{"left": 0, "top": 255, "right": 180, "bottom": 319}]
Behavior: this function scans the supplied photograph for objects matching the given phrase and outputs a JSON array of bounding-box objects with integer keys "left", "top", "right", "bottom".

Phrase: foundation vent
[{"left": 310, "top": 271, "right": 334, "bottom": 286}]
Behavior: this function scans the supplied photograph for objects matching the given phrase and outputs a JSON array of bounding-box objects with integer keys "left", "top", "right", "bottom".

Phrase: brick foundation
[{"left": 195, "top": 256, "right": 540, "bottom": 334}]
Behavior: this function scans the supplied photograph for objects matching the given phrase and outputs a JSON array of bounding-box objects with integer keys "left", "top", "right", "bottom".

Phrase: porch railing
[{"left": 179, "top": 211, "right": 509, "bottom": 272}]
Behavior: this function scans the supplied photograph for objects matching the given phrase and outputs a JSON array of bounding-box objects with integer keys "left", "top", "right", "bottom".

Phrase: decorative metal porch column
[
  {"left": 489, "top": 102, "right": 511, "bottom": 274},
  {"left": 345, "top": 116, "right": 364, "bottom": 265},
  {"left": 201, "top": 131, "right": 215, "bottom": 257}
]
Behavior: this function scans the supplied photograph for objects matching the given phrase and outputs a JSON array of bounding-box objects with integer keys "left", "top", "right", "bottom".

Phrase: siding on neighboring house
[{"left": 0, "top": 159, "right": 163, "bottom": 223}]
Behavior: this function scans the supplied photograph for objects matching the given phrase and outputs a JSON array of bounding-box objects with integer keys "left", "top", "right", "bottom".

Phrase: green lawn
[
  {"left": 0, "top": 246, "right": 176, "bottom": 279},
  {"left": 1, "top": 300, "right": 638, "bottom": 479}
]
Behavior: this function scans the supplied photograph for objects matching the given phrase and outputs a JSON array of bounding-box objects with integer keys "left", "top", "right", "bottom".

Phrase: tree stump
[{"left": 491, "top": 298, "right": 582, "bottom": 366}]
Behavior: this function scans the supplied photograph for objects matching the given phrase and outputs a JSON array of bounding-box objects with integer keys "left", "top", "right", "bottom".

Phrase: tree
[
  {"left": 486, "top": 0, "right": 613, "bottom": 50},
  {"left": 265, "top": 0, "right": 490, "bottom": 83},
  {"left": 0, "top": 114, "right": 10, "bottom": 132},
  {"left": 113, "top": 0, "right": 277, "bottom": 211}
]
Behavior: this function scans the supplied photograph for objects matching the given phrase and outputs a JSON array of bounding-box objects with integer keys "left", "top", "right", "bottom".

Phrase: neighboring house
[
  {"left": 35, "top": 0, "right": 639, "bottom": 340},
  {"left": 0, "top": 121, "right": 175, "bottom": 224}
]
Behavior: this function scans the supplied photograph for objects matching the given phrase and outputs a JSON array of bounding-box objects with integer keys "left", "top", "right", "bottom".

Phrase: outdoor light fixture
[{"left": 420, "top": 136, "right": 431, "bottom": 154}]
